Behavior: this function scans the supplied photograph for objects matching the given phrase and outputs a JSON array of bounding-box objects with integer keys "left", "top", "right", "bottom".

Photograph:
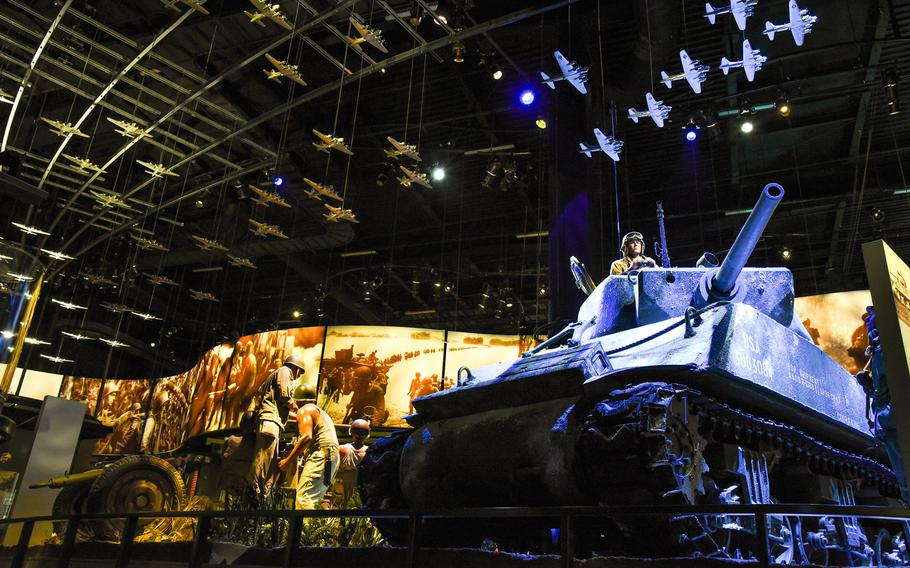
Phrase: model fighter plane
[
  {"left": 248, "top": 219, "right": 289, "bottom": 239},
  {"left": 161, "top": 0, "right": 209, "bottom": 15},
  {"left": 131, "top": 235, "right": 170, "bottom": 252},
  {"left": 249, "top": 184, "right": 292, "bottom": 208},
  {"left": 41, "top": 117, "right": 89, "bottom": 138},
  {"left": 63, "top": 154, "right": 107, "bottom": 174},
  {"left": 323, "top": 204, "right": 359, "bottom": 223},
  {"left": 763, "top": 0, "right": 817, "bottom": 46},
  {"left": 263, "top": 54, "right": 307, "bottom": 87},
  {"left": 303, "top": 178, "right": 343, "bottom": 202},
  {"left": 540, "top": 50, "right": 589, "bottom": 94},
  {"left": 245, "top": 0, "right": 293, "bottom": 31},
  {"left": 227, "top": 255, "right": 257, "bottom": 269},
  {"left": 628, "top": 93, "right": 672, "bottom": 128},
  {"left": 347, "top": 16, "right": 389, "bottom": 53},
  {"left": 660, "top": 50, "right": 710, "bottom": 94},
  {"left": 106, "top": 117, "right": 153, "bottom": 140},
  {"left": 189, "top": 289, "right": 219, "bottom": 302},
  {"left": 144, "top": 273, "right": 178, "bottom": 286},
  {"left": 705, "top": 0, "right": 756, "bottom": 31},
  {"left": 579, "top": 128, "right": 624, "bottom": 162},
  {"left": 385, "top": 137, "right": 422, "bottom": 162},
  {"left": 398, "top": 165, "right": 432, "bottom": 189},
  {"left": 720, "top": 39, "right": 767, "bottom": 82},
  {"left": 312, "top": 130, "right": 354, "bottom": 156},
  {"left": 191, "top": 235, "right": 229, "bottom": 252},
  {"left": 136, "top": 160, "right": 179, "bottom": 178},
  {"left": 100, "top": 302, "right": 132, "bottom": 313}
]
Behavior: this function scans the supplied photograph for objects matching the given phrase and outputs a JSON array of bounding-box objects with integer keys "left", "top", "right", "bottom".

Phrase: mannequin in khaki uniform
[
  {"left": 610, "top": 231, "right": 657, "bottom": 276},
  {"left": 247, "top": 354, "right": 304, "bottom": 497}
]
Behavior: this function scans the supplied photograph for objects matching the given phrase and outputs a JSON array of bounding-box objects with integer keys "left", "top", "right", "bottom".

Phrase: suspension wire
[
  {"left": 324, "top": 5, "right": 357, "bottom": 182},
  {"left": 645, "top": 0, "right": 654, "bottom": 93},
  {"left": 843, "top": 97, "right": 877, "bottom": 272},
  {"left": 791, "top": 141, "right": 819, "bottom": 294}
]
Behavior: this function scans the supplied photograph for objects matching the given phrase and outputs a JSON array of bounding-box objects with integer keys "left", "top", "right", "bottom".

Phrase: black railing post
[
  {"left": 560, "top": 512, "right": 574, "bottom": 568},
  {"left": 754, "top": 512, "right": 770, "bottom": 568},
  {"left": 406, "top": 513, "right": 421, "bottom": 568},
  {"left": 116, "top": 516, "right": 139, "bottom": 568},
  {"left": 189, "top": 515, "right": 211, "bottom": 568},
  {"left": 283, "top": 513, "right": 302, "bottom": 568},
  {"left": 11, "top": 521, "right": 34, "bottom": 568},
  {"left": 57, "top": 515, "right": 79, "bottom": 568}
]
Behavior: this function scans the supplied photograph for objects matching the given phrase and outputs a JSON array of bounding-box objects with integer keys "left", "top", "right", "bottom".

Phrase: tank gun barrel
[
  {"left": 712, "top": 183, "right": 784, "bottom": 295},
  {"left": 28, "top": 468, "right": 104, "bottom": 489}
]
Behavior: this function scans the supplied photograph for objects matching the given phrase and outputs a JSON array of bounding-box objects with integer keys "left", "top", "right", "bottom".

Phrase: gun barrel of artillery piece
[
  {"left": 29, "top": 468, "right": 104, "bottom": 489},
  {"left": 712, "top": 183, "right": 784, "bottom": 296}
]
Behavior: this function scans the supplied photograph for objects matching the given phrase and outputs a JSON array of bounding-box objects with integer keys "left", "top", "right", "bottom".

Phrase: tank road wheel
[
  {"left": 86, "top": 455, "right": 186, "bottom": 540},
  {"left": 52, "top": 483, "right": 94, "bottom": 540}
]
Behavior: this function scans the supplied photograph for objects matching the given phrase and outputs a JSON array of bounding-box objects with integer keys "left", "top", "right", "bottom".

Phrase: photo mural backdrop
[
  {"left": 794, "top": 290, "right": 873, "bottom": 375},
  {"left": 442, "top": 331, "right": 525, "bottom": 391}
]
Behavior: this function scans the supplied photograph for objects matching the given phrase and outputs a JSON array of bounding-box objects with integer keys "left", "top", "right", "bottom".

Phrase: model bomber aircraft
[
  {"left": 705, "top": 0, "right": 756, "bottom": 31},
  {"left": 39, "top": 354, "right": 74, "bottom": 364},
  {"left": 144, "top": 273, "right": 179, "bottom": 286},
  {"left": 81, "top": 272, "right": 117, "bottom": 286},
  {"left": 628, "top": 93, "right": 672, "bottom": 128},
  {"left": 763, "top": 0, "right": 817, "bottom": 46},
  {"left": 189, "top": 289, "right": 219, "bottom": 302},
  {"left": 248, "top": 219, "right": 289, "bottom": 239},
  {"left": 323, "top": 204, "right": 359, "bottom": 223},
  {"left": 347, "top": 16, "right": 389, "bottom": 53},
  {"left": 40, "top": 248, "right": 75, "bottom": 261},
  {"left": 398, "top": 165, "right": 432, "bottom": 189},
  {"left": 62, "top": 154, "right": 107, "bottom": 174},
  {"left": 62, "top": 331, "right": 94, "bottom": 341},
  {"left": 90, "top": 190, "right": 132, "bottom": 209},
  {"left": 41, "top": 117, "right": 89, "bottom": 138},
  {"left": 4, "top": 272, "right": 32, "bottom": 282},
  {"left": 303, "top": 178, "right": 343, "bottom": 202},
  {"left": 51, "top": 298, "right": 87, "bottom": 310},
  {"left": 660, "top": 50, "right": 710, "bottom": 94},
  {"left": 720, "top": 39, "right": 767, "bottom": 82},
  {"left": 312, "top": 130, "right": 354, "bottom": 156},
  {"left": 98, "top": 337, "right": 129, "bottom": 348},
  {"left": 131, "top": 235, "right": 170, "bottom": 252},
  {"left": 579, "top": 128, "right": 624, "bottom": 162},
  {"left": 131, "top": 310, "right": 162, "bottom": 321},
  {"left": 245, "top": 0, "right": 293, "bottom": 31},
  {"left": 227, "top": 255, "right": 257, "bottom": 269},
  {"left": 100, "top": 302, "right": 132, "bottom": 313},
  {"left": 385, "top": 137, "right": 422, "bottom": 162},
  {"left": 263, "top": 54, "right": 307, "bottom": 87},
  {"left": 161, "top": 0, "right": 209, "bottom": 15},
  {"left": 12, "top": 222, "right": 51, "bottom": 236},
  {"left": 23, "top": 337, "right": 51, "bottom": 346},
  {"left": 249, "top": 184, "right": 292, "bottom": 208},
  {"left": 540, "top": 50, "right": 589, "bottom": 94},
  {"left": 191, "top": 235, "right": 229, "bottom": 252},
  {"left": 106, "top": 117, "right": 153, "bottom": 140},
  {"left": 137, "top": 160, "right": 179, "bottom": 178}
]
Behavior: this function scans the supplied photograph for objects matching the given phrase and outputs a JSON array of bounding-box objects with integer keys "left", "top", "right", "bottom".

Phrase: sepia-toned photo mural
[
  {"left": 141, "top": 362, "right": 201, "bottom": 453},
  {"left": 443, "top": 331, "right": 523, "bottom": 390},
  {"left": 94, "top": 379, "right": 152, "bottom": 454},
  {"left": 795, "top": 290, "right": 872, "bottom": 375},
  {"left": 59, "top": 376, "right": 103, "bottom": 415},
  {"left": 186, "top": 342, "right": 235, "bottom": 437}
]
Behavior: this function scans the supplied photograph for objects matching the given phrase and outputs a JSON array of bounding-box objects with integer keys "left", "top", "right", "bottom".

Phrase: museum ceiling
[{"left": 0, "top": 0, "right": 907, "bottom": 377}]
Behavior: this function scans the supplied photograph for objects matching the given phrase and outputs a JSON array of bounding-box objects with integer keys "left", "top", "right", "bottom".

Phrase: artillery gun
[{"left": 360, "top": 184, "right": 910, "bottom": 565}]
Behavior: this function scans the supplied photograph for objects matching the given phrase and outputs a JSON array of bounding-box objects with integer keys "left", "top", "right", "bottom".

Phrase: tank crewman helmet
[
  {"left": 620, "top": 231, "right": 645, "bottom": 256},
  {"left": 292, "top": 383, "right": 317, "bottom": 403},
  {"left": 283, "top": 354, "right": 306, "bottom": 374}
]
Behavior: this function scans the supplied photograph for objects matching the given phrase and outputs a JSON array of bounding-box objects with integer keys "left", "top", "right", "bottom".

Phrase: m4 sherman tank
[{"left": 360, "top": 184, "right": 910, "bottom": 565}]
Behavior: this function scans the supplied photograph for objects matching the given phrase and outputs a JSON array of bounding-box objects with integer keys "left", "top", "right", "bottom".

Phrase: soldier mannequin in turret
[{"left": 610, "top": 231, "right": 657, "bottom": 275}]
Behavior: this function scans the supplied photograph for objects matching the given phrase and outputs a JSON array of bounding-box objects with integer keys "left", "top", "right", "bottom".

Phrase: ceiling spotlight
[
  {"left": 519, "top": 89, "right": 535, "bottom": 106},
  {"left": 492, "top": 66, "right": 503, "bottom": 80},
  {"left": 293, "top": 309, "right": 301, "bottom": 318},
  {"left": 273, "top": 175, "right": 285, "bottom": 187},
  {"left": 775, "top": 95, "right": 791, "bottom": 117},
  {"left": 195, "top": 199, "right": 205, "bottom": 208},
  {"left": 871, "top": 207, "right": 885, "bottom": 222},
  {"left": 780, "top": 246, "right": 793, "bottom": 261},
  {"left": 431, "top": 166, "right": 446, "bottom": 181},
  {"left": 535, "top": 116, "right": 548, "bottom": 129},
  {"left": 684, "top": 120, "right": 698, "bottom": 142},
  {"left": 452, "top": 41, "right": 465, "bottom": 63},
  {"left": 740, "top": 120, "right": 754, "bottom": 134},
  {"left": 538, "top": 284, "right": 548, "bottom": 297},
  {"left": 443, "top": 281, "right": 454, "bottom": 295}
]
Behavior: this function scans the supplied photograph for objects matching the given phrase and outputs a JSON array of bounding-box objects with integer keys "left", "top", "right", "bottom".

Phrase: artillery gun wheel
[
  {"left": 52, "top": 483, "right": 94, "bottom": 540},
  {"left": 86, "top": 454, "right": 186, "bottom": 540}
]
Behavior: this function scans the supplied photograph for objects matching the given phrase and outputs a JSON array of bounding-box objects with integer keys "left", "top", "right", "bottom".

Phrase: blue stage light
[
  {"left": 519, "top": 90, "right": 535, "bottom": 106},
  {"left": 273, "top": 175, "right": 285, "bottom": 187},
  {"left": 684, "top": 122, "right": 698, "bottom": 142}
]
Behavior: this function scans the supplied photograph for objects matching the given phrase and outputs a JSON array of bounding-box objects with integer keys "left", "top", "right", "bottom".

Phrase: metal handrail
[{"left": 0, "top": 503, "right": 908, "bottom": 568}]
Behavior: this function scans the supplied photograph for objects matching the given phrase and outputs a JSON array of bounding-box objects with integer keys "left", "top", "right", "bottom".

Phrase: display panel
[
  {"left": 321, "top": 326, "right": 445, "bottom": 427},
  {"left": 795, "top": 290, "right": 872, "bottom": 374},
  {"left": 222, "top": 327, "right": 324, "bottom": 430},
  {"left": 94, "top": 379, "right": 152, "bottom": 454},
  {"left": 58, "top": 376, "right": 102, "bottom": 415},
  {"left": 16, "top": 370, "right": 63, "bottom": 401},
  {"left": 443, "top": 331, "right": 523, "bottom": 391}
]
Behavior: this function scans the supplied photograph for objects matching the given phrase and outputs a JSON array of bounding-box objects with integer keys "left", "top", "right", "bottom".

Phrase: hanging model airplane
[
  {"left": 303, "top": 178, "right": 343, "bottom": 202},
  {"left": 40, "top": 117, "right": 89, "bottom": 138},
  {"left": 263, "top": 54, "right": 307, "bottom": 87},
  {"left": 144, "top": 273, "right": 178, "bottom": 286},
  {"left": 62, "top": 331, "right": 94, "bottom": 341},
  {"left": 763, "top": 0, "right": 817, "bottom": 46},
  {"left": 12, "top": 222, "right": 50, "bottom": 236},
  {"left": 248, "top": 219, "right": 289, "bottom": 239},
  {"left": 579, "top": 128, "right": 624, "bottom": 162},
  {"left": 0, "top": 87, "right": 12, "bottom": 103},
  {"left": 385, "top": 137, "right": 422, "bottom": 162},
  {"left": 40, "top": 354, "right": 74, "bottom": 364},
  {"left": 81, "top": 272, "right": 117, "bottom": 286},
  {"left": 161, "top": 0, "right": 209, "bottom": 15},
  {"left": 245, "top": 0, "right": 293, "bottom": 31},
  {"left": 347, "top": 16, "right": 389, "bottom": 53},
  {"left": 189, "top": 289, "right": 219, "bottom": 302},
  {"left": 40, "top": 248, "right": 75, "bottom": 261},
  {"left": 660, "top": 50, "right": 710, "bottom": 94},
  {"left": 628, "top": 93, "right": 672, "bottom": 128},
  {"left": 98, "top": 337, "right": 129, "bottom": 348},
  {"left": 540, "top": 51, "right": 588, "bottom": 94},
  {"left": 720, "top": 39, "right": 767, "bottom": 82},
  {"left": 131, "top": 310, "right": 162, "bottom": 321},
  {"left": 100, "top": 302, "right": 132, "bottom": 313},
  {"left": 249, "top": 184, "right": 292, "bottom": 208},
  {"left": 62, "top": 154, "right": 107, "bottom": 174},
  {"left": 4, "top": 272, "right": 33, "bottom": 282},
  {"left": 23, "top": 337, "right": 51, "bottom": 346},
  {"left": 90, "top": 190, "right": 132, "bottom": 209},
  {"left": 312, "top": 130, "right": 354, "bottom": 156},
  {"left": 191, "top": 235, "right": 229, "bottom": 252},
  {"left": 705, "top": 0, "right": 756, "bottom": 31},
  {"left": 227, "top": 255, "right": 257, "bottom": 269},
  {"left": 51, "top": 298, "right": 87, "bottom": 310},
  {"left": 323, "top": 204, "right": 359, "bottom": 223},
  {"left": 136, "top": 160, "right": 179, "bottom": 178},
  {"left": 0, "top": 254, "right": 12, "bottom": 262},
  {"left": 106, "top": 117, "right": 153, "bottom": 140},
  {"left": 398, "top": 165, "right": 432, "bottom": 189},
  {"left": 131, "top": 235, "right": 170, "bottom": 252}
]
